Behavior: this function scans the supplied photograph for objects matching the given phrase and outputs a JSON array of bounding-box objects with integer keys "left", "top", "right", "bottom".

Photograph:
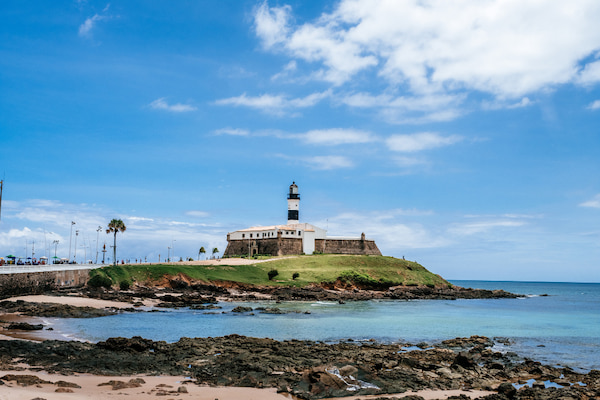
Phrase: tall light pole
[
  {"left": 53, "top": 240, "right": 59, "bottom": 258},
  {"left": 74, "top": 230, "right": 79, "bottom": 263},
  {"left": 0, "top": 179, "right": 3, "bottom": 221},
  {"left": 68, "top": 221, "right": 75, "bottom": 262},
  {"left": 95, "top": 226, "right": 102, "bottom": 264}
]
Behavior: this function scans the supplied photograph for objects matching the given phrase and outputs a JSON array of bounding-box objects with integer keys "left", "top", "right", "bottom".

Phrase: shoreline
[{"left": 2, "top": 294, "right": 599, "bottom": 399}]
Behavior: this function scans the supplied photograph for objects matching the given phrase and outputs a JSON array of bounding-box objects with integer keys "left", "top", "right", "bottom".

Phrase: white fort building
[{"left": 223, "top": 182, "right": 381, "bottom": 257}]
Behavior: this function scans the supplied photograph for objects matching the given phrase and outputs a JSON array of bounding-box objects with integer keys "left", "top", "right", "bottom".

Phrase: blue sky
[{"left": 1, "top": 0, "right": 599, "bottom": 282}]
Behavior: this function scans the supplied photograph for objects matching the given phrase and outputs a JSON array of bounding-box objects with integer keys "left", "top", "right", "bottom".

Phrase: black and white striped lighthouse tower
[{"left": 287, "top": 182, "right": 300, "bottom": 224}]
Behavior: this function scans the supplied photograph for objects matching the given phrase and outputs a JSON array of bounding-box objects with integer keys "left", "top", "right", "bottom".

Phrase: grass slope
[{"left": 89, "top": 255, "right": 450, "bottom": 289}]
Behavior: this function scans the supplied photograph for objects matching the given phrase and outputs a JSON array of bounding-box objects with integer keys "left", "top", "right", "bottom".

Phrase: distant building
[{"left": 223, "top": 182, "right": 381, "bottom": 257}]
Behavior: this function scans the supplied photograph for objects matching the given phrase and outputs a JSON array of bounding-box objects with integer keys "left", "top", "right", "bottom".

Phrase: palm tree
[
  {"left": 198, "top": 246, "right": 206, "bottom": 260},
  {"left": 212, "top": 247, "right": 219, "bottom": 259},
  {"left": 106, "top": 219, "right": 126, "bottom": 266}
]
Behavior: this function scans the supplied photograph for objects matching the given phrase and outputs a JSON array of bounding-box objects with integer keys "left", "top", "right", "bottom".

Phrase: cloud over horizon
[{"left": 252, "top": 0, "right": 600, "bottom": 121}]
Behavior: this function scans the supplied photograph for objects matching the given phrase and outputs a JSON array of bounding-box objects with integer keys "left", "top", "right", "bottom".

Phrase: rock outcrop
[{"left": 0, "top": 335, "right": 597, "bottom": 399}]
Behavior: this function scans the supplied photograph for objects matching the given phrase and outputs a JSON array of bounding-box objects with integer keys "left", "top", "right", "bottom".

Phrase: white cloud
[
  {"left": 340, "top": 92, "right": 465, "bottom": 124},
  {"left": 301, "top": 128, "right": 376, "bottom": 145},
  {"left": 276, "top": 153, "right": 353, "bottom": 170},
  {"left": 392, "top": 155, "right": 429, "bottom": 168},
  {"left": 482, "top": 97, "right": 534, "bottom": 110},
  {"left": 186, "top": 210, "right": 211, "bottom": 218},
  {"left": 318, "top": 211, "right": 448, "bottom": 251},
  {"left": 79, "top": 14, "right": 105, "bottom": 37},
  {"left": 305, "top": 155, "right": 354, "bottom": 170},
  {"left": 126, "top": 216, "right": 154, "bottom": 223},
  {"left": 271, "top": 60, "right": 298, "bottom": 81},
  {"left": 587, "top": 100, "right": 600, "bottom": 110},
  {"left": 0, "top": 198, "right": 228, "bottom": 262},
  {"left": 448, "top": 219, "right": 527, "bottom": 236},
  {"left": 214, "top": 90, "right": 331, "bottom": 115},
  {"left": 149, "top": 98, "right": 197, "bottom": 113},
  {"left": 577, "top": 60, "right": 600, "bottom": 85},
  {"left": 254, "top": 1, "right": 291, "bottom": 49},
  {"left": 255, "top": 0, "right": 600, "bottom": 98},
  {"left": 580, "top": 194, "right": 600, "bottom": 208},
  {"left": 386, "top": 132, "right": 462, "bottom": 152},
  {"left": 78, "top": 4, "right": 112, "bottom": 38},
  {"left": 214, "top": 127, "right": 375, "bottom": 146},
  {"left": 214, "top": 128, "right": 250, "bottom": 136}
]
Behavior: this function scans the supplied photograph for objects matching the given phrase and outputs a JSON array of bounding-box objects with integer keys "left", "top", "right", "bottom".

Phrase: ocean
[{"left": 49, "top": 281, "right": 600, "bottom": 372}]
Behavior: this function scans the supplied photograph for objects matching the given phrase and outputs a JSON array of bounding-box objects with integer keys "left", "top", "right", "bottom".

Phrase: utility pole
[
  {"left": 53, "top": 240, "right": 59, "bottom": 262},
  {"left": 0, "top": 179, "right": 3, "bottom": 221},
  {"left": 95, "top": 226, "right": 102, "bottom": 264},
  {"left": 69, "top": 221, "right": 76, "bottom": 262},
  {"left": 74, "top": 230, "right": 79, "bottom": 263}
]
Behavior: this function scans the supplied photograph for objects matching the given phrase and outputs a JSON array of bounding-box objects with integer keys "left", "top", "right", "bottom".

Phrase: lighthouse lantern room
[{"left": 287, "top": 181, "right": 300, "bottom": 224}]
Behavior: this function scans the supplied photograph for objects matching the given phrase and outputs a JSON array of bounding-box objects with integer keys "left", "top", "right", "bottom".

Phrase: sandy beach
[
  {"left": 5, "top": 294, "right": 137, "bottom": 309},
  {"left": 0, "top": 370, "right": 292, "bottom": 400},
  {"left": 0, "top": 367, "right": 494, "bottom": 400}
]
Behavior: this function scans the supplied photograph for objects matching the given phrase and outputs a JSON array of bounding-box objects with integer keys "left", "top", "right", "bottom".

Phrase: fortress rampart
[{"left": 224, "top": 235, "right": 381, "bottom": 257}]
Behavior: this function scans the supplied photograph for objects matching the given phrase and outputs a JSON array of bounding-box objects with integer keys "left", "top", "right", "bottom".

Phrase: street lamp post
[
  {"left": 53, "top": 240, "right": 59, "bottom": 261},
  {"left": 95, "top": 226, "right": 102, "bottom": 264},
  {"left": 74, "top": 230, "right": 79, "bottom": 264},
  {"left": 68, "top": 221, "right": 75, "bottom": 262}
]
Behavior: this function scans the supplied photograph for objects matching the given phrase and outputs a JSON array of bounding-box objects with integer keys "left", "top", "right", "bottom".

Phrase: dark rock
[
  {"left": 7, "top": 322, "right": 44, "bottom": 330},
  {"left": 497, "top": 382, "right": 516, "bottom": 398},
  {"left": 0, "top": 374, "right": 52, "bottom": 386},
  {"left": 98, "top": 378, "right": 144, "bottom": 390},
  {"left": 0, "top": 334, "right": 597, "bottom": 400},
  {"left": 56, "top": 380, "right": 82, "bottom": 388},
  {"left": 453, "top": 352, "right": 476, "bottom": 369},
  {"left": 231, "top": 306, "right": 253, "bottom": 313}
]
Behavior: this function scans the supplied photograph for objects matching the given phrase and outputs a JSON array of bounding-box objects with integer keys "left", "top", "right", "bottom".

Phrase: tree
[
  {"left": 106, "top": 219, "right": 126, "bottom": 267},
  {"left": 199, "top": 246, "right": 206, "bottom": 260},
  {"left": 268, "top": 269, "right": 279, "bottom": 280},
  {"left": 212, "top": 247, "right": 219, "bottom": 258}
]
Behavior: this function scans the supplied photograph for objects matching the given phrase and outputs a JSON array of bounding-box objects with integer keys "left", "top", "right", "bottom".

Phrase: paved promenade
[{"left": 0, "top": 263, "right": 101, "bottom": 274}]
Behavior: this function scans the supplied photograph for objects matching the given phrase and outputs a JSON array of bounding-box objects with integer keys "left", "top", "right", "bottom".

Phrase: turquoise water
[{"left": 50, "top": 281, "right": 600, "bottom": 371}]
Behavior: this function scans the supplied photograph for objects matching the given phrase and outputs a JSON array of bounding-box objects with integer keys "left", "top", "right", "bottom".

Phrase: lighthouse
[{"left": 287, "top": 182, "right": 300, "bottom": 224}]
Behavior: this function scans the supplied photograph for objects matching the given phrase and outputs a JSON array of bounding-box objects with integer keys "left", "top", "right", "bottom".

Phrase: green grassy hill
[{"left": 89, "top": 255, "right": 451, "bottom": 289}]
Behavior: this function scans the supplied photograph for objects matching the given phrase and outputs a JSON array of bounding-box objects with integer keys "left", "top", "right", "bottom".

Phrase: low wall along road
[{"left": 0, "top": 264, "right": 97, "bottom": 298}]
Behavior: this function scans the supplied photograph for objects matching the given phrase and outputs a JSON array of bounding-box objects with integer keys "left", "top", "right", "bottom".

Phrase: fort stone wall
[
  {"left": 224, "top": 237, "right": 303, "bottom": 257},
  {"left": 315, "top": 238, "right": 382, "bottom": 256}
]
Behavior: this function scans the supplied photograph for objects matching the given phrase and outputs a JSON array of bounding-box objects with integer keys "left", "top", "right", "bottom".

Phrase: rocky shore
[
  {"left": 75, "top": 280, "right": 523, "bottom": 306},
  {"left": 2, "top": 284, "right": 592, "bottom": 400},
  {"left": 0, "top": 334, "right": 597, "bottom": 399}
]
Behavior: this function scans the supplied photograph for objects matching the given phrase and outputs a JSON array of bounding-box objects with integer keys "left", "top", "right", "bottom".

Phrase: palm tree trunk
[{"left": 113, "top": 231, "right": 117, "bottom": 266}]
